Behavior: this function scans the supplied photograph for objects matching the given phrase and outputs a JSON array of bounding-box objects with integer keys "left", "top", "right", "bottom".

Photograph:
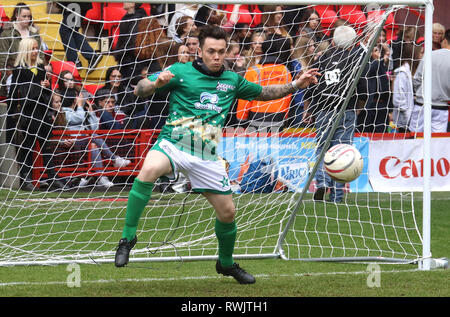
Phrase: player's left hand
[{"left": 295, "top": 68, "right": 321, "bottom": 89}]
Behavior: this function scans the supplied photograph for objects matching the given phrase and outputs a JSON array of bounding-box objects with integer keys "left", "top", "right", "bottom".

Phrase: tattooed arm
[
  {"left": 134, "top": 70, "right": 175, "bottom": 98},
  {"left": 255, "top": 82, "right": 297, "bottom": 101},
  {"left": 254, "top": 68, "right": 321, "bottom": 101}
]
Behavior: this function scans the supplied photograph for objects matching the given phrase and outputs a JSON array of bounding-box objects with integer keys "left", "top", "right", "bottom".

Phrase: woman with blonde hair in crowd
[
  {"left": 8, "top": 37, "right": 64, "bottom": 190},
  {"left": 0, "top": 2, "right": 44, "bottom": 99}
]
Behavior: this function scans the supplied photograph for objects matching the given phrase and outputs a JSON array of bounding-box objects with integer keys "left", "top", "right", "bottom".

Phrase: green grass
[{"left": 0, "top": 190, "right": 448, "bottom": 299}]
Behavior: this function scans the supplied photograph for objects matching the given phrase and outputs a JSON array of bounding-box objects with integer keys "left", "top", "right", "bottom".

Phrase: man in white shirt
[{"left": 411, "top": 29, "right": 450, "bottom": 132}]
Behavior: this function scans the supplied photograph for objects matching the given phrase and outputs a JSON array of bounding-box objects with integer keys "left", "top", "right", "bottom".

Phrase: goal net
[{"left": 0, "top": 1, "right": 432, "bottom": 266}]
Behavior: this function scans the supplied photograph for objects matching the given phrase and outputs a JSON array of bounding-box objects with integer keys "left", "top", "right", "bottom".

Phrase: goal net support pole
[{"left": 276, "top": 6, "right": 395, "bottom": 261}]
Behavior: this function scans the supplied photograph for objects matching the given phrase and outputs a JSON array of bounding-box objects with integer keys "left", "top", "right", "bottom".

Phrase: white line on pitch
[{"left": 0, "top": 269, "right": 420, "bottom": 287}]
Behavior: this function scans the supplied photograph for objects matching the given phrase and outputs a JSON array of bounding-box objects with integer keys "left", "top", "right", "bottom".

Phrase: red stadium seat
[
  {"left": 140, "top": 3, "right": 151, "bottom": 16},
  {"left": 107, "top": 3, "right": 125, "bottom": 9},
  {"left": 337, "top": 5, "right": 367, "bottom": 34},
  {"left": 220, "top": 4, "right": 261, "bottom": 27},
  {"left": 83, "top": 84, "right": 103, "bottom": 96},
  {"left": 0, "top": 6, "right": 9, "bottom": 28},
  {"left": 367, "top": 10, "right": 397, "bottom": 42},
  {"left": 314, "top": 5, "right": 336, "bottom": 17},
  {"left": 85, "top": 3, "right": 102, "bottom": 22},
  {"left": 313, "top": 6, "right": 338, "bottom": 36},
  {"left": 103, "top": 5, "right": 127, "bottom": 49},
  {"left": 50, "top": 60, "right": 82, "bottom": 89}
]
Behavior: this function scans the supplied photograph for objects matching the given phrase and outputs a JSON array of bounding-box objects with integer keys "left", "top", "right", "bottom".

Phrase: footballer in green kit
[{"left": 115, "top": 25, "right": 320, "bottom": 284}]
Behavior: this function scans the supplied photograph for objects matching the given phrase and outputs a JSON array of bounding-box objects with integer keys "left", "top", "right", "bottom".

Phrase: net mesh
[{"left": 0, "top": 2, "right": 429, "bottom": 265}]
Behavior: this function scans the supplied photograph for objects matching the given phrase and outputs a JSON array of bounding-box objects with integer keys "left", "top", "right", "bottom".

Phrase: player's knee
[
  {"left": 218, "top": 202, "right": 236, "bottom": 223},
  {"left": 138, "top": 164, "right": 164, "bottom": 183}
]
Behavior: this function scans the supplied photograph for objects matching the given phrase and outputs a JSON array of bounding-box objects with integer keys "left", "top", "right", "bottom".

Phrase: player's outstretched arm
[
  {"left": 134, "top": 70, "right": 175, "bottom": 98},
  {"left": 255, "top": 68, "right": 320, "bottom": 101}
]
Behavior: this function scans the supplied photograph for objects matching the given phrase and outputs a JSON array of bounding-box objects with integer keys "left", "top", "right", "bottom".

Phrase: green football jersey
[{"left": 148, "top": 62, "right": 262, "bottom": 160}]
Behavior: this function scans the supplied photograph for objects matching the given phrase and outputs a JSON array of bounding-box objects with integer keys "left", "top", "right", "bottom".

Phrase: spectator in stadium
[
  {"left": 0, "top": 2, "right": 44, "bottom": 100},
  {"left": 302, "top": 25, "right": 367, "bottom": 203},
  {"left": 224, "top": 40, "right": 246, "bottom": 74},
  {"left": 289, "top": 35, "right": 316, "bottom": 127},
  {"left": 134, "top": 16, "right": 166, "bottom": 75},
  {"left": 301, "top": 9, "right": 329, "bottom": 43},
  {"left": 223, "top": 40, "right": 246, "bottom": 127},
  {"left": 233, "top": 22, "right": 253, "bottom": 52},
  {"left": 260, "top": 5, "right": 293, "bottom": 46},
  {"left": 410, "top": 29, "right": 450, "bottom": 133},
  {"left": 167, "top": 3, "right": 200, "bottom": 40},
  {"left": 356, "top": 42, "right": 392, "bottom": 133},
  {"left": 131, "top": 40, "right": 174, "bottom": 130},
  {"left": 60, "top": 88, "right": 131, "bottom": 188},
  {"left": 282, "top": 5, "right": 308, "bottom": 38},
  {"left": 390, "top": 26, "right": 419, "bottom": 71},
  {"left": 313, "top": 40, "right": 330, "bottom": 62},
  {"left": 115, "top": 25, "right": 320, "bottom": 284},
  {"left": 184, "top": 30, "right": 200, "bottom": 62},
  {"left": 237, "top": 33, "right": 293, "bottom": 131},
  {"left": 56, "top": 70, "right": 93, "bottom": 105},
  {"left": 114, "top": 2, "right": 148, "bottom": 86},
  {"left": 95, "top": 88, "right": 126, "bottom": 130},
  {"left": 391, "top": 42, "right": 420, "bottom": 133},
  {"left": 197, "top": 6, "right": 228, "bottom": 28},
  {"left": 49, "top": 92, "right": 67, "bottom": 131},
  {"left": 432, "top": 23, "right": 445, "bottom": 50},
  {"left": 242, "top": 31, "right": 266, "bottom": 69},
  {"left": 216, "top": 4, "right": 242, "bottom": 35},
  {"left": 173, "top": 15, "right": 197, "bottom": 43},
  {"left": 7, "top": 38, "right": 64, "bottom": 191},
  {"left": 154, "top": 38, "right": 183, "bottom": 68},
  {"left": 101, "top": 66, "right": 143, "bottom": 128},
  {"left": 177, "top": 44, "right": 190, "bottom": 64},
  {"left": 57, "top": 2, "right": 102, "bottom": 71}
]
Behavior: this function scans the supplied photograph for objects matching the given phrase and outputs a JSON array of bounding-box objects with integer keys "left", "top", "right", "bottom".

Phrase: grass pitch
[{"left": 0, "top": 189, "right": 448, "bottom": 301}]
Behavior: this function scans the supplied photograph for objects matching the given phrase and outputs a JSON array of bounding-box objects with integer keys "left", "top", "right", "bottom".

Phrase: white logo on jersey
[
  {"left": 216, "top": 82, "right": 235, "bottom": 92},
  {"left": 325, "top": 69, "right": 341, "bottom": 85},
  {"left": 195, "top": 92, "right": 222, "bottom": 112}
]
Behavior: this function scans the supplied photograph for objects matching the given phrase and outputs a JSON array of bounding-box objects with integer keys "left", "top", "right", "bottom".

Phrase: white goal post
[{"left": 0, "top": 0, "right": 443, "bottom": 270}]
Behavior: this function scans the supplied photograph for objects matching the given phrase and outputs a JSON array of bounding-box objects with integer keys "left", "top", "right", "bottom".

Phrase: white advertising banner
[{"left": 369, "top": 138, "right": 450, "bottom": 192}]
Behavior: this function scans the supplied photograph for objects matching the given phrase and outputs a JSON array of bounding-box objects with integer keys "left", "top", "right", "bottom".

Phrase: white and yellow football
[{"left": 323, "top": 144, "right": 363, "bottom": 183}]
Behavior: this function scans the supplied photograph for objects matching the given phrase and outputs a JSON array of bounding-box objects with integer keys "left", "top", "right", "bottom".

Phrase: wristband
[{"left": 291, "top": 80, "right": 299, "bottom": 90}]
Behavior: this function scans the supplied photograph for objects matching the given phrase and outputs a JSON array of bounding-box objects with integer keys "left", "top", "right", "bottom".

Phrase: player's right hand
[{"left": 155, "top": 70, "right": 175, "bottom": 88}]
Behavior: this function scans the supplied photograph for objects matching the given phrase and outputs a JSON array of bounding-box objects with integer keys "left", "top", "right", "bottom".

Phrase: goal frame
[{"left": 2, "top": 0, "right": 438, "bottom": 270}]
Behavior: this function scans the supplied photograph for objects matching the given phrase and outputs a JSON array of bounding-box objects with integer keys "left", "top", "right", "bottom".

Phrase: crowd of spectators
[{"left": 0, "top": 2, "right": 449, "bottom": 191}]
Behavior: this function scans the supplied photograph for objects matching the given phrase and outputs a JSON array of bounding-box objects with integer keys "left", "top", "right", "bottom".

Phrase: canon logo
[{"left": 379, "top": 156, "right": 450, "bottom": 179}]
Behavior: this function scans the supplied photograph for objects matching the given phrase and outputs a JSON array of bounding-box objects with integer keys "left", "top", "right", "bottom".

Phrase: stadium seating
[
  {"left": 313, "top": 5, "right": 338, "bottom": 36},
  {"left": 367, "top": 10, "right": 397, "bottom": 42},
  {"left": 140, "top": 3, "right": 151, "bottom": 16},
  {"left": 83, "top": 83, "right": 103, "bottom": 96},
  {"left": 85, "top": 3, "right": 102, "bottom": 22},
  {"left": 102, "top": 4, "right": 127, "bottom": 49},
  {"left": 49, "top": 60, "right": 82, "bottom": 89},
  {"left": 337, "top": 5, "right": 367, "bottom": 34},
  {"left": 0, "top": 6, "right": 9, "bottom": 28},
  {"left": 219, "top": 4, "right": 261, "bottom": 27}
]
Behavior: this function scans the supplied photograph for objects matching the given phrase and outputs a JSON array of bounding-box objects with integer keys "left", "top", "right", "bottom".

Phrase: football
[{"left": 323, "top": 144, "right": 363, "bottom": 183}]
